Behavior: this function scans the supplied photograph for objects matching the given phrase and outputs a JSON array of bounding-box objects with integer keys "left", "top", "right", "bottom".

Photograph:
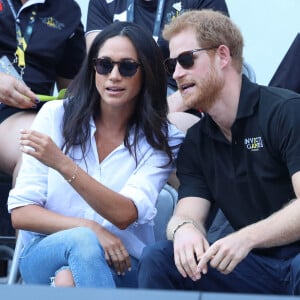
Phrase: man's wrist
[
  {"left": 167, "top": 216, "right": 203, "bottom": 240},
  {"left": 172, "top": 220, "right": 197, "bottom": 240}
]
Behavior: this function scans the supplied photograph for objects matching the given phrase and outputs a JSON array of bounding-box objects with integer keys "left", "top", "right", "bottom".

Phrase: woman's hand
[
  {"left": 93, "top": 224, "right": 131, "bottom": 275},
  {"left": 20, "top": 129, "right": 66, "bottom": 169}
]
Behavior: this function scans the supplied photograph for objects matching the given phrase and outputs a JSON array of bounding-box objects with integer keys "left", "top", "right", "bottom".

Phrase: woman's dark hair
[{"left": 62, "top": 21, "right": 175, "bottom": 165}]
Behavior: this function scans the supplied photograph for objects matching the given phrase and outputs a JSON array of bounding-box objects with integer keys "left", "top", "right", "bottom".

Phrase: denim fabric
[
  {"left": 19, "top": 227, "right": 138, "bottom": 288},
  {"left": 138, "top": 240, "right": 300, "bottom": 295}
]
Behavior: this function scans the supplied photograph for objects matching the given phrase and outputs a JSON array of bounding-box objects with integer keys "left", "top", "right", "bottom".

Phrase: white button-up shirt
[{"left": 8, "top": 100, "right": 184, "bottom": 259}]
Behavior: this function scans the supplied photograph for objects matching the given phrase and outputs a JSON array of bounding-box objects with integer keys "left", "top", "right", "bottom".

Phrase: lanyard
[
  {"left": 126, "top": 0, "right": 165, "bottom": 42},
  {"left": 6, "top": 0, "right": 37, "bottom": 77}
]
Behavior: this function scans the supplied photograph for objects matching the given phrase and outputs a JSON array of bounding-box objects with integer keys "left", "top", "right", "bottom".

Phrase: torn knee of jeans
[{"left": 50, "top": 265, "right": 70, "bottom": 287}]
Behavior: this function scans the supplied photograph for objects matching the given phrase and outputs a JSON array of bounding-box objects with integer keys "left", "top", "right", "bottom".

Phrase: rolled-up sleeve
[{"left": 120, "top": 124, "right": 184, "bottom": 224}]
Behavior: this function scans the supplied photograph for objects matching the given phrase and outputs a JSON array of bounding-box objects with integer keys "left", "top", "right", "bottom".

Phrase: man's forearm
[{"left": 239, "top": 198, "right": 300, "bottom": 250}]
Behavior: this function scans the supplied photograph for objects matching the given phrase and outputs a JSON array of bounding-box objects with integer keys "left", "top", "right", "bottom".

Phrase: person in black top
[
  {"left": 269, "top": 33, "right": 300, "bottom": 94},
  {"left": 138, "top": 10, "right": 300, "bottom": 295},
  {"left": 0, "top": 0, "right": 85, "bottom": 185}
]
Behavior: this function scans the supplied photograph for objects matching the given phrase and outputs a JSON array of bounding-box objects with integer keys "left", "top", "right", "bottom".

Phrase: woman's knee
[
  {"left": 52, "top": 268, "right": 75, "bottom": 287},
  {"left": 65, "top": 227, "right": 98, "bottom": 244},
  {"left": 64, "top": 227, "right": 104, "bottom": 258}
]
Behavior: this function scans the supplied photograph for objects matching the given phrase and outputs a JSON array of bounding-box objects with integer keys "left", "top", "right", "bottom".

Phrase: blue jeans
[
  {"left": 138, "top": 240, "right": 300, "bottom": 295},
  {"left": 19, "top": 227, "right": 138, "bottom": 288}
]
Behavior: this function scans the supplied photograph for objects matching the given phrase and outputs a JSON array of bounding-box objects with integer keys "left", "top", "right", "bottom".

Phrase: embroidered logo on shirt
[
  {"left": 244, "top": 136, "right": 264, "bottom": 151},
  {"left": 40, "top": 17, "right": 65, "bottom": 30}
]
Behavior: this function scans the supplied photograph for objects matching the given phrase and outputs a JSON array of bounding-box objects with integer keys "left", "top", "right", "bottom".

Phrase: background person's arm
[{"left": 0, "top": 72, "right": 37, "bottom": 108}]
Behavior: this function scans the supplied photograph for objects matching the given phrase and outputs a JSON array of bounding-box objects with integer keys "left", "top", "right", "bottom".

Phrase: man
[{"left": 138, "top": 10, "right": 300, "bottom": 295}]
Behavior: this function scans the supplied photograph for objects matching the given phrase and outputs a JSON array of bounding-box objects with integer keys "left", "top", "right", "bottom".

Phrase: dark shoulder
[
  {"left": 185, "top": 115, "right": 205, "bottom": 137},
  {"left": 43, "top": 0, "right": 82, "bottom": 18},
  {"left": 182, "top": 0, "right": 229, "bottom": 16},
  {"left": 259, "top": 85, "right": 300, "bottom": 113}
]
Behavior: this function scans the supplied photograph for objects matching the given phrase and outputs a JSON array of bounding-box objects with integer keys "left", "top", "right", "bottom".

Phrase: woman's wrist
[{"left": 59, "top": 159, "right": 79, "bottom": 184}]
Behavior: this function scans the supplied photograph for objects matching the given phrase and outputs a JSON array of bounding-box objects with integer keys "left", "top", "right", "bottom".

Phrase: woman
[{"left": 7, "top": 22, "right": 184, "bottom": 287}]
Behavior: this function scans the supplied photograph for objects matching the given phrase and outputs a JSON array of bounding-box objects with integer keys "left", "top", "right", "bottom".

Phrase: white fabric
[{"left": 8, "top": 100, "right": 184, "bottom": 259}]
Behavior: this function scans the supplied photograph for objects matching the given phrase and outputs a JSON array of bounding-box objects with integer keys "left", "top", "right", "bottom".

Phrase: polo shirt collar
[
  {"left": 201, "top": 75, "right": 261, "bottom": 140},
  {"left": 236, "top": 75, "right": 260, "bottom": 120}
]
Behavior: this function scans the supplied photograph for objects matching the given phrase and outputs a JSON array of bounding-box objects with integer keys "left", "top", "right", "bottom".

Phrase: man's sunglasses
[
  {"left": 93, "top": 57, "right": 140, "bottom": 77},
  {"left": 164, "top": 47, "right": 218, "bottom": 76}
]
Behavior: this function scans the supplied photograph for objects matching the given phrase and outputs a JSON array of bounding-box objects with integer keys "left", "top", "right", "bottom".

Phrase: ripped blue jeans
[{"left": 19, "top": 227, "right": 138, "bottom": 288}]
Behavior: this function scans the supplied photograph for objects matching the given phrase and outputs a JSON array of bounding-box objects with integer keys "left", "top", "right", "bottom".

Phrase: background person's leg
[{"left": 0, "top": 111, "right": 36, "bottom": 184}]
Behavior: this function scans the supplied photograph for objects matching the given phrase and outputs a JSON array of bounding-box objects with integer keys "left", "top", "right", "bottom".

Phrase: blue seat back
[{"left": 154, "top": 184, "right": 178, "bottom": 241}]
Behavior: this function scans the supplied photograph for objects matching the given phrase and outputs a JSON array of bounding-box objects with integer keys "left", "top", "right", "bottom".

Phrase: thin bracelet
[
  {"left": 172, "top": 220, "right": 197, "bottom": 240},
  {"left": 66, "top": 164, "right": 78, "bottom": 184}
]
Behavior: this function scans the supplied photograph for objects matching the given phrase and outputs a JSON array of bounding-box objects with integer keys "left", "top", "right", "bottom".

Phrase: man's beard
[{"left": 187, "top": 65, "right": 224, "bottom": 112}]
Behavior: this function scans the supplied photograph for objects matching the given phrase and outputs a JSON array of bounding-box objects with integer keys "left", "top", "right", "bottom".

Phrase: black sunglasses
[
  {"left": 164, "top": 47, "right": 218, "bottom": 76},
  {"left": 93, "top": 57, "right": 140, "bottom": 77}
]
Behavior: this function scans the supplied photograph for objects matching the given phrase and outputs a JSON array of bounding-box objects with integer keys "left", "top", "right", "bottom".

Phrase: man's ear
[{"left": 216, "top": 44, "right": 231, "bottom": 69}]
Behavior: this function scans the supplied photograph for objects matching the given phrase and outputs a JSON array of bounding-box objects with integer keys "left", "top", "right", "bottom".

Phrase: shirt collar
[
  {"left": 201, "top": 75, "right": 261, "bottom": 140},
  {"left": 235, "top": 74, "right": 261, "bottom": 120}
]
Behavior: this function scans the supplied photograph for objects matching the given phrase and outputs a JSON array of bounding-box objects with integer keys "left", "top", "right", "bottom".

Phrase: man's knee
[
  {"left": 138, "top": 240, "right": 175, "bottom": 288},
  {"left": 290, "top": 254, "right": 300, "bottom": 294},
  {"left": 140, "top": 240, "right": 173, "bottom": 268}
]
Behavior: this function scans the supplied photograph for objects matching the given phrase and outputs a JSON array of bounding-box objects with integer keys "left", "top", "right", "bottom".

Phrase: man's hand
[
  {"left": 173, "top": 223, "right": 209, "bottom": 281},
  {"left": 197, "top": 231, "right": 251, "bottom": 275},
  {"left": 0, "top": 73, "right": 38, "bottom": 108}
]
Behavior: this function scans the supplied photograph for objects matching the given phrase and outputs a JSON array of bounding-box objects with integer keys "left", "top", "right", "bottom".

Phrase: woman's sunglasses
[
  {"left": 93, "top": 57, "right": 140, "bottom": 77},
  {"left": 164, "top": 47, "right": 218, "bottom": 76}
]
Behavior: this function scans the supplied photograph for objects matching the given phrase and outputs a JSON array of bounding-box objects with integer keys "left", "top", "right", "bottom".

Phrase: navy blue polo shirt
[
  {"left": 0, "top": 0, "right": 85, "bottom": 95},
  {"left": 177, "top": 76, "right": 300, "bottom": 231}
]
